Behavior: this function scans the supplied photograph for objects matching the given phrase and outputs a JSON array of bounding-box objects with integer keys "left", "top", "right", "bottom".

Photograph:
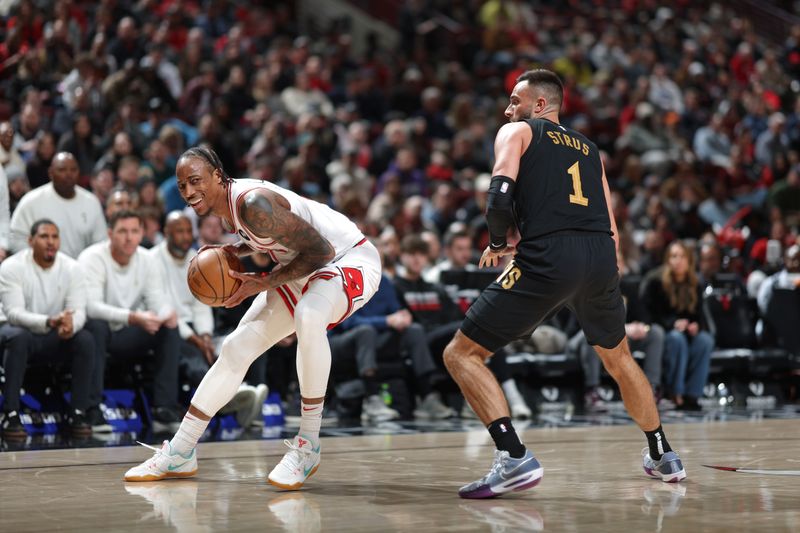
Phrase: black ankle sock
[
  {"left": 487, "top": 417, "right": 526, "bottom": 458},
  {"left": 644, "top": 425, "right": 672, "bottom": 460}
]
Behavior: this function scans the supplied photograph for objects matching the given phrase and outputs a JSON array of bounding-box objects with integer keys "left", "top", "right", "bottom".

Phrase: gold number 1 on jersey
[{"left": 568, "top": 161, "right": 589, "bottom": 206}]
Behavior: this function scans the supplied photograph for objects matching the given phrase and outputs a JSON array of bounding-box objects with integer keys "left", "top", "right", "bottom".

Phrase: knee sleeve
[{"left": 294, "top": 291, "right": 339, "bottom": 398}]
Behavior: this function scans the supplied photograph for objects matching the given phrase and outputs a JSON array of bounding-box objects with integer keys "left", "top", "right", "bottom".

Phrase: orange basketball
[{"left": 187, "top": 248, "right": 244, "bottom": 306}]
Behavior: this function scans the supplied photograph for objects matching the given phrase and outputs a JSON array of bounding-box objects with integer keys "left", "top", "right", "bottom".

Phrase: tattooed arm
[{"left": 223, "top": 190, "right": 335, "bottom": 306}]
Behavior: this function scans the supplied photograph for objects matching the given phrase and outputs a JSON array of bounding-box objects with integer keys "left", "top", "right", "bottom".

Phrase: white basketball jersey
[{"left": 226, "top": 179, "right": 364, "bottom": 265}]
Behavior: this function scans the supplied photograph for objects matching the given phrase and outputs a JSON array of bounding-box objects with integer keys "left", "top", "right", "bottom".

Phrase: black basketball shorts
[{"left": 462, "top": 233, "right": 626, "bottom": 353}]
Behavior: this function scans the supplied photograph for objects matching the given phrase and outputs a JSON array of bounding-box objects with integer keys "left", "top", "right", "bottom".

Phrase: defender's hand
[
  {"left": 479, "top": 245, "right": 516, "bottom": 268},
  {"left": 223, "top": 270, "right": 270, "bottom": 308}
]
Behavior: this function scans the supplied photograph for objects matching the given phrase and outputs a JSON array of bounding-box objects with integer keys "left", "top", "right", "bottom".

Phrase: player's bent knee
[
  {"left": 219, "top": 324, "right": 263, "bottom": 370},
  {"left": 591, "top": 330, "right": 626, "bottom": 351},
  {"left": 218, "top": 336, "right": 244, "bottom": 369},
  {"left": 594, "top": 342, "right": 633, "bottom": 376},
  {"left": 294, "top": 301, "right": 330, "bottom": 335},
  {"left": 442, "top": 339, "right": 459, "bottom": 370},
  {"left": 443, "top": 331, "right": 481, "bottom": 371}
]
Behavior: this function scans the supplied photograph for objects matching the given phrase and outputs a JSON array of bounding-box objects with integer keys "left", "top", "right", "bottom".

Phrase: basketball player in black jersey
[{"left": 444, "top": 70, "right": 686, "bottom": 499}]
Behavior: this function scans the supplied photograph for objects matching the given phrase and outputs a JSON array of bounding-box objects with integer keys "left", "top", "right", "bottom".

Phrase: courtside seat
[
  {"left": 765, "top": 289, "right": 800, "bottom": 357},
  {"left": 702, "top": 287, "right": 758, "bottom": 350},
  {"left": 506, "top": 351, "right": 580, "bottom": 379}
]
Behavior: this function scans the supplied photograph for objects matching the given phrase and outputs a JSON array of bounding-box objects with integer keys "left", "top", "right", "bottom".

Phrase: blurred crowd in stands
[{"left": 1, "top": 0, "right": 799, "bottom": 437}]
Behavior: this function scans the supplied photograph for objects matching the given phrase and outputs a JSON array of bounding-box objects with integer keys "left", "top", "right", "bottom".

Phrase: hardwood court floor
[{"left": 0, "top": 419, "right": 798, "bottom": 532}]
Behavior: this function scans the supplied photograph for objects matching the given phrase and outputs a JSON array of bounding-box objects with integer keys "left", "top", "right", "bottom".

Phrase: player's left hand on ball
[
  {"left": 224, "top": 270, "right": 269, "bottom": 308},
  {"left": 479, "top": 245, "right": 516, "bottom": 268}
]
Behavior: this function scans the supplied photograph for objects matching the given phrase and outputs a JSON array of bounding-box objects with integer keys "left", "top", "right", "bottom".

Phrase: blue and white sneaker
[
  {"left": 459, "top": 449, "right": 543, "bottom": 499},
  {"left": 642, "top": 448, "right": 687, "bottom": 483}
]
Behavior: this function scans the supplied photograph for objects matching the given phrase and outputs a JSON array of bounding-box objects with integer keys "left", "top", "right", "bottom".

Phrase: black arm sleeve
[{"left": 486, "top": 175, "right": 516, "bottom": 251}]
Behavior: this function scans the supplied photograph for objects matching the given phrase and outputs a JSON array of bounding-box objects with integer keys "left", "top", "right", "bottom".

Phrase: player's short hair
[
  {"left": 517, "top": 69, "right": 564, "bottom": 109},
  {"left": 401, "top": 234, "right": 429, "bottom": 255},
  {"left": 180, "top": 145, "right": 234, "bottom": 183},
  {"left": 30, "top": 218, "right": 58, "bottom": 236},
  {"left": 108, "top": 209, "right": 143, "bottom": 229}
]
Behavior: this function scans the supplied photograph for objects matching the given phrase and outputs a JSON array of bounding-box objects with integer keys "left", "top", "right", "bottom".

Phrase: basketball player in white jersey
[{"left": 124, "top": 146, "right": 382, "bottom": 489}]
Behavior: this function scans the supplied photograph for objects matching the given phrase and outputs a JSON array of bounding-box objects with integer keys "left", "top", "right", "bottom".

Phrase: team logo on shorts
[{"left": 342, "top": 267, "right": 364, "bottom": 300}]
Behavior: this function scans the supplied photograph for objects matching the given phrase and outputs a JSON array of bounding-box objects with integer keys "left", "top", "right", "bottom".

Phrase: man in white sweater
[
  {"left": 8, "top": 152, "right": 106, "bottom": 259},
  {"left": 149, "top": 212, "right": 216, "bottom": 382},
  {"left": 148, "top": 212, "right": 265, "bottom": 427},
  {"left": 0, "top": 219, "right": 95, "bottom": 438},
  {"left": 81, "top": 210, "right": 183, "bottom": 433}
]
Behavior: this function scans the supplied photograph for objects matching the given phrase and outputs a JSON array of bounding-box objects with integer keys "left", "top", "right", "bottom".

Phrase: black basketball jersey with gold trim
[{"left": 513, "top": 118, "right": 611, "bottom": 247}]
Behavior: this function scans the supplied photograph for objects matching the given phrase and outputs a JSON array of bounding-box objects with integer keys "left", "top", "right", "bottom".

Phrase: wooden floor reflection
[{"left": 1, "top": 419, "right": 798, "bottom": 532}]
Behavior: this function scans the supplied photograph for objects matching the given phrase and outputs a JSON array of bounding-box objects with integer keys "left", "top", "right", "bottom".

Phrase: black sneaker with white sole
[
  {"left": 68, "top": 409, "right": 93, "bottom": 436},
  {"left": 151, "top": 406, "right": 182, "bottom": 434},
  {"left": 87, "top": 405, "right": 113, "bottom": 432},
  {"left": 1, "top": 411, "right": 27, "bottom": 440}
]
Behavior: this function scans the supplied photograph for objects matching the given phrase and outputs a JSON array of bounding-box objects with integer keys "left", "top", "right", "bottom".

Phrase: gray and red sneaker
[{"left": 643, "top": 448, "right": 687, "bottom": 483}]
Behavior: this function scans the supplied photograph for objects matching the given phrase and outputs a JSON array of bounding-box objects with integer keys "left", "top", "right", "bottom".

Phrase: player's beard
[
  {"left": 512, "top": 105, "right": 534, "bottom": 122},
  {"left": 168, "top": 241, "right": 190, "bottom": 259}
]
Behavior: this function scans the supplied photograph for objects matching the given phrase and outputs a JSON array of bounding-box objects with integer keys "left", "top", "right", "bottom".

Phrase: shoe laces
[
  {"left": 137, "top": 440, "right": 169, "bottom": 467},
  {"left": 282, "top": 439, "right": 314, "bottom": 470},
  {"left": 476, "top": 450, "right": 509, "bottom": 484}
]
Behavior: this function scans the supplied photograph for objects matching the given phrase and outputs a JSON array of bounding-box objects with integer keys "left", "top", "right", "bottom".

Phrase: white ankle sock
[
  {"left": 298, "top": 401, "right": 323, "bottom": 448},
  {"left": 169, "top": 411, "right": 209, "bottom": 456}
]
